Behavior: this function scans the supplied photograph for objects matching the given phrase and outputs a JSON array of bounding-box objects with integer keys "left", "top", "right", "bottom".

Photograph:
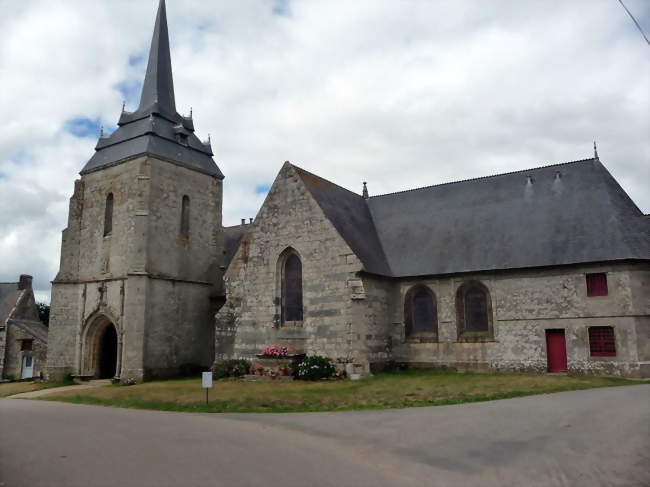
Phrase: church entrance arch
[{"left": 81, "top": 315, "right": 120, "bottom": 379}]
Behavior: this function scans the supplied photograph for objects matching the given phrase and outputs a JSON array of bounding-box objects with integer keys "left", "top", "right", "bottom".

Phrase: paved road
[{"left": 1, "top": 385, "right": 648, "bottom": 487}]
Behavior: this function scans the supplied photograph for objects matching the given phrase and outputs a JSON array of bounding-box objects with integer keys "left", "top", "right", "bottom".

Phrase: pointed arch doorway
[{"left": 81, "top": 315, "right": 121, "bottom": 379}]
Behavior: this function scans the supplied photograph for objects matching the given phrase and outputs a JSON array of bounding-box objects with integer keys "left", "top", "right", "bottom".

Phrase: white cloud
[{"left": 0, "top": 0, "right": 648, "bottom": 300}]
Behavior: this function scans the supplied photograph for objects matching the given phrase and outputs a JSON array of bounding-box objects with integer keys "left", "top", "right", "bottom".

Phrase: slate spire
[
  {"left": 138, "top": 0, "right": 176, "bottom": 114},
  {"left": 80, "top": 0, "right": 222, "bottom": 179}
]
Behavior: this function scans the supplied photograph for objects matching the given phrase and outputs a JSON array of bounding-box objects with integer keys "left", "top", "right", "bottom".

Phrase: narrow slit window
[
  {"left": 586, "top": 273, "right": 608, "bottom": 297},
  {"left": 589, "top": 326, "right": 616, "bottom": 356},
  {"left": 103, "top": 193, "right": 114, "bottom": 236},
  {"left": 180, "top": 195, "right": 190, "bottom": 238}
]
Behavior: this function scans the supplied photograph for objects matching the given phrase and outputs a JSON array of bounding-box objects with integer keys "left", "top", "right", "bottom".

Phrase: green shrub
[
  {"left": 295, "top": 355, "right": 336, "bottom": 381},
  {"left": 212, "top": 359, "right": 251, "bottom": 379}
]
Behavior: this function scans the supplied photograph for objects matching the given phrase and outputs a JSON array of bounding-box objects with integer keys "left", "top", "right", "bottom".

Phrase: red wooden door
[{"left": 546, "top": 329, "right": 568, "bottom": 372}]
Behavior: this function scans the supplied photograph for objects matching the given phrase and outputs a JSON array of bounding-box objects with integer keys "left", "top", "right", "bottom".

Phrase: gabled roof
[
  {"left": 367, "top": 158, "right": 649, "bottom": 277},
  {"left": 0, "top": 283, "right": 21, "bottom": 325},
  {"left": 7, "top": 319, "right": 48, "bottom": 343},
  {"left": 80, "top": 0, "right": 222, "bottom": 178},
  {"left": 287, "top": 158, "right": 649, "bottom": 278},
  {"left": 293, "top": 166, "right": 392, "bottom": 275}
]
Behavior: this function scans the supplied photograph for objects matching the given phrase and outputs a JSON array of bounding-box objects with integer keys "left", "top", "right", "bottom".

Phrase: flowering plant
[
  {"left": 295, "top": 355, "right": 337, "bottom": 381},
  {"left": 260, "top": 345, "right": 292, "bottom": 358}
]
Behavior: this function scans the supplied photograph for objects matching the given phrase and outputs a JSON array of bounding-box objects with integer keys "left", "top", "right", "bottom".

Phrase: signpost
[{"left": 202, "top": 371, "right": 213, "bottom": 405}]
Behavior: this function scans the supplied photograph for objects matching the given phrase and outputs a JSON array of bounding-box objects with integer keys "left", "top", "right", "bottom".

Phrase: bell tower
[{"left": 46, "top": 0, "right": 224, "bottom": 381}]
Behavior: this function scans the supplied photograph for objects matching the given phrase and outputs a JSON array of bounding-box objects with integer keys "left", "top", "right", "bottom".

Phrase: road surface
[{"left": 1, "top": 385, "right": 648, "bottom": 487}]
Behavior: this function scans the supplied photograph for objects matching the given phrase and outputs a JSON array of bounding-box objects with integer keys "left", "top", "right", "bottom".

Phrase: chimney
[
  {"left": 249, "top": 218, "right": 253, "bottom": 224},
  {"left": 241, "top": 218, "right": 246, "bottom": 226},
  {"left": 18, "top": 274, "right": 33, "bottom": 290}
]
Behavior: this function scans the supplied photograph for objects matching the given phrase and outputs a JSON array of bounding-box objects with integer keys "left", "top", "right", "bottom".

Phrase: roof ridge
[{"left": 369, "top": 157, "right": 596, "bottom": 199}]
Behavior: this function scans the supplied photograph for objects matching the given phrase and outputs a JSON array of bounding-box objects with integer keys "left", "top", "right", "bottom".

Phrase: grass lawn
[
  {"left": 39, "top": 370, "right": 648, "bottom": 413},
  {"left": 0, "top": 380, "right": 74, "bottom": 398}
]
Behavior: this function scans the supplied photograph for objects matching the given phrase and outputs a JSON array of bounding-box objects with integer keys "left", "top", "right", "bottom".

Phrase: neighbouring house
[
  {"left": 45, "top": 0, "right": 649, "bottom": 382},
  {"left": 0, "top": 275, "right": 48, "bottom": 380}
]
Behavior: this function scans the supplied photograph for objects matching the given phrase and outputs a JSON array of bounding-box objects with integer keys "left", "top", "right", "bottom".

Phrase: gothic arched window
[
  {"left": 456, "top": 281, "right": 493, "bottom": 341},
  {"left": 281, "top": 250, "right": 303, "bottom": 324},
  {"left": 103, "top": 193, "right": 114, "bottom": 236},
  {"left": 180, "top": 195, "right": 190, "bottom": 238},
  {"left": 404, "top": 285, "right": 438, "bottom": 339}
]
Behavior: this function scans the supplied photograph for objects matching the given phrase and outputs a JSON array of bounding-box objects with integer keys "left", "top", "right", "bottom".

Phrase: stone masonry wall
[
  {"left": 3, "top": 324, "right": 47, "bottom": 380},
  {"left": 48, "top": 156, "right": 222, "bottom": 381},
  {"left": 216, "top": 163, "right": 368, "bottom": 366},
  {"left": 380, "top": 262, "right": 649, "bottom": 377}
]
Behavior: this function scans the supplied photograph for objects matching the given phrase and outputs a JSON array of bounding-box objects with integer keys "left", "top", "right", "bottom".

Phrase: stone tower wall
[{"left": 47, "top": 156, "right": 222, "bottom": 381}]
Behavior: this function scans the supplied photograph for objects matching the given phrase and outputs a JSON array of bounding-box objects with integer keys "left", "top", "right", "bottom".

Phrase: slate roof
[
  {"left": 80, "top": 0, "right": 222, "bottom": 178},
  {"left": 291, "top": 158, "right": 649, "bottom": 278},
  {"left": 223, "top": 225, "right": 249, "bottom": 270},
  {"left": 7, "top": 319, "right": 48, "bottom": 343},
  {"left": 0, "top": 283, "right": 21, "bottom": 326},
  {"left": 294, "top": 167, "right": 391, "bottom": 275}
]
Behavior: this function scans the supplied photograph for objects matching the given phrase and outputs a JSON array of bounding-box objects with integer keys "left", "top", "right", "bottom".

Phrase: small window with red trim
[
  {"left": 586, "top": 273, "right": 608, "bottom": 297},
  {"left": 589, "top": 326, "right": 616, "bottom": 356},
  {"left": 21, "top": 339, "right": 33, "bottom": 351}
]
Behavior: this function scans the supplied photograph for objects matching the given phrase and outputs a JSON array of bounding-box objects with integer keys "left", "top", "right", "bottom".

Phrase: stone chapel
[{"left": 46, "top": 0, "right": 650, "bottom": 381}]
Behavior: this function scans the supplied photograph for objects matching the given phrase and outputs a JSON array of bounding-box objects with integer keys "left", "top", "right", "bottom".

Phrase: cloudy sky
[{"left": 0, "top": 0, "right": 648, "bottom": 302}]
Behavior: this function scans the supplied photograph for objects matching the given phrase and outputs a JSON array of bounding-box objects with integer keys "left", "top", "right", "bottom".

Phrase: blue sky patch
[
  {"left": 272, "top": 0, "right": 290, "bottom": 16},
  {"left": 64, "top": 117, "right": 103, "bottom": 138},
  {"left": 255, "top": 184, "right": 271, "bottom": 194},
  {"left": 115, "top": 79, "right": 143, "bottom": 108},
  {"left": 128, "top": 53, "right": 145, "bottom": 67}
]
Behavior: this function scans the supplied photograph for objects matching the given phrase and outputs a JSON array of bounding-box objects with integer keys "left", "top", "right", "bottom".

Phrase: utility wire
[{"left": 617, "top": 0, "right": 650, "bottom": 46}]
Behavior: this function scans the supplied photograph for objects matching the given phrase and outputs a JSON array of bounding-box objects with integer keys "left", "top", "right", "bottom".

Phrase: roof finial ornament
[
  {"left": 362, "top": 181, "right": 369, "bottom": 199},
  {"left": 208, "top": 133, "right": 211, "bottom": 144},
  {"left": 122, "top": 101, "right": 126, "bottom": 112},
  {"left": 190, "top": 107, "right": 193, "bottom": 118},
  {"left": 100, "top": 125, "right": 104, "bottom": 137},
  {"left": 593, "top": 140, "right": 599, "bottom": 160}
]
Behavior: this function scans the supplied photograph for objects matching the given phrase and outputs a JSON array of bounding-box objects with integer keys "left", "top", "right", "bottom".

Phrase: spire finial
[
  {"left": 100, "top": 125, "right": 104, "bottom": 137},
  {"left": 362, "top": 181, "right": 369, "bottom": 199},
  {"left": 190, "top": 107, "right": 193, "bottom": 118},
  {"left": 138, "top": 0, "right": 176, "bottom": 113},
  {"left": 593, "top": 141, "right": 599, "bottom": 160}
]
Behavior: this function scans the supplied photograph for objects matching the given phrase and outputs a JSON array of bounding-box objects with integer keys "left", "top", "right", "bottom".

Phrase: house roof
[
  {"left": 7, "top": 319, "right": 48, "bottom": 344},
  {"left": 290, "top": 157, "right": 649, "bottom": 278},
  {"left": 0, "top": 283, "right": 21, "bottom": 325},
  {"left": 80, "top": 0, "right": 222, "bottom": 178}
]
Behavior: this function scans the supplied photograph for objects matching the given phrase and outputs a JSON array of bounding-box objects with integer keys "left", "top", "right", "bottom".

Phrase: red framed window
[
  {"left": 586, "top": 273, "right": 608, "bottom": 297},
  {"left": 20, "top": 339, "right": 33, "bottom": 351},
  {"left": 589, "top": 327, "right": 616, "bottom": 356}
]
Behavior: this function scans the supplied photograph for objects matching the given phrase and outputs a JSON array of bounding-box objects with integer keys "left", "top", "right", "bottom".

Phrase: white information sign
[{"left": 202, "top": 371, "right": 213, "bottom": 389}]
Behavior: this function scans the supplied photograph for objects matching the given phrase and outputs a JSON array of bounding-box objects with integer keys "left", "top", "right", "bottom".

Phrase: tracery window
[
  {"left": 404, "top": 285, "right": 438, "bottom": 339},
  {"left": 456, "top": 281, "right": 493, "bottom": 340}
]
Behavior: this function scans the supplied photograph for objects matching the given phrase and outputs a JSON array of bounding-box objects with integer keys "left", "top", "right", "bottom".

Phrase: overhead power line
[{"left": 617, "top": 0, "right": 650, "bottom": 46}]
